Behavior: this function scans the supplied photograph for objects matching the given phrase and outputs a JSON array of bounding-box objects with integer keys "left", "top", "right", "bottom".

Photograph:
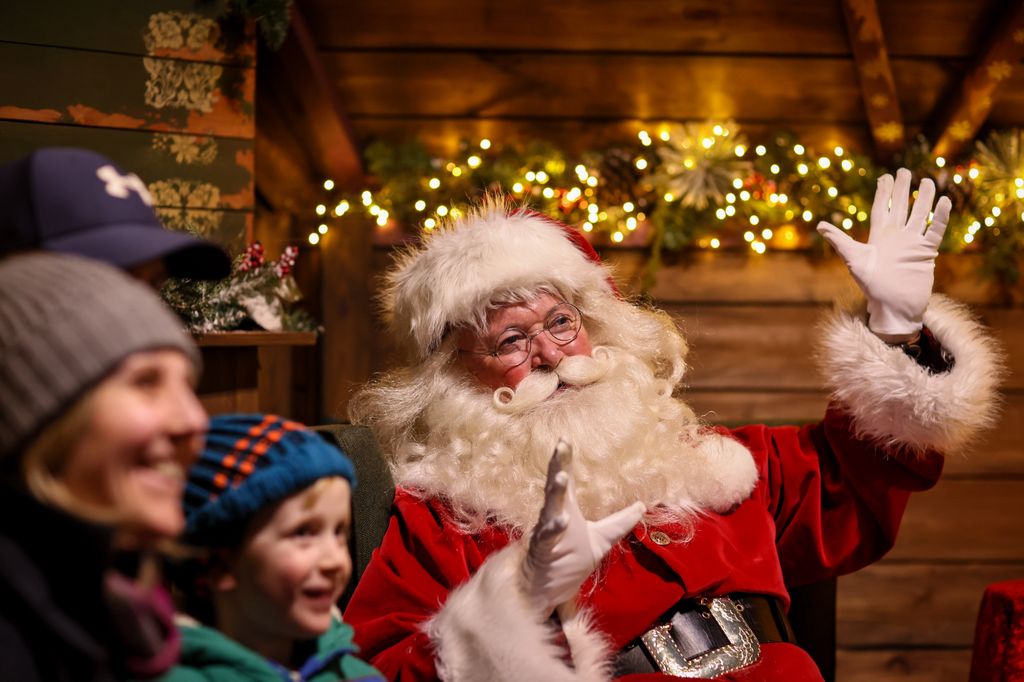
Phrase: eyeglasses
[{"left": 458, "top": 302, "right": 584, "bottom": 368}]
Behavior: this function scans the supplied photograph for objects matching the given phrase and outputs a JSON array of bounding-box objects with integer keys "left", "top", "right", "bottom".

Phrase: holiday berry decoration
[
  {"left": 275, "top": 245, "right": 298, "bottom": 278},
  {"left": 160, "top": 241, "right": 317, "bottom": 333},
  {"left": 238, "top": 241, "right": 266, "bottom": 273}
]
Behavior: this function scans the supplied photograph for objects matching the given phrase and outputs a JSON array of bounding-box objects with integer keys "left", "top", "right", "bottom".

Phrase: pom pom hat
[
  {"left": 382, "top": 197, "right": 616, "bottom": 360},
  {"left": 183, "top": 413, "right": 357, "bottom": 546}
]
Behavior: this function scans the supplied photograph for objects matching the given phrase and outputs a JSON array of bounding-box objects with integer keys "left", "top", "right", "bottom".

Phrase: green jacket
[{"left": 160, "top": 616, "right": 383, "bottom": 682}]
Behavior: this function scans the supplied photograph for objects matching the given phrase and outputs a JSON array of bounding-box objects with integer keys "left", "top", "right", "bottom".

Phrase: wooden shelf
[
  {"left": 194, "top": 331, "right": 319, "bottom": 418},
  {"left": 193, "top": 331, "right": 318, "bottom": 347}
]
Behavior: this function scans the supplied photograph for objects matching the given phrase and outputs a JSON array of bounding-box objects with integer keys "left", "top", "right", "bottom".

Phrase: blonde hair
[
  {"left": 299, "top": 475, "right": 349, "bottom": 510},
  {"left": 20, "top": 389, "right": 119, "bottom": 524}
]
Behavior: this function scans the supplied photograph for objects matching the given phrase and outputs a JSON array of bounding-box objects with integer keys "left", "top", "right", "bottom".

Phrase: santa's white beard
[{"left": 393, "top": 346, "right": 759, "bottom": 532}]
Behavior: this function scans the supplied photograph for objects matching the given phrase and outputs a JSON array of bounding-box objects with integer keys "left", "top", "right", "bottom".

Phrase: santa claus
[{"left": 343, "top": 169, "right": 1003, "bottom": 681}]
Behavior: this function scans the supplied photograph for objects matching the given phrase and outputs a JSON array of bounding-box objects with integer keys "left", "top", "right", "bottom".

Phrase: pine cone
[{"left": 596, "top": 147, "right": 642, "bottom": 206}]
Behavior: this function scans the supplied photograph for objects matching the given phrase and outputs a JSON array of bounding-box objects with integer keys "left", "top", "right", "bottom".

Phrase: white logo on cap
[{"left": 96, "top": 165, "right": 154, "bottom": 206}]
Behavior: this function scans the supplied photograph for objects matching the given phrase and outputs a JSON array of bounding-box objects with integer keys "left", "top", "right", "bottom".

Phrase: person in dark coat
[{"left": 0, "top": 252, "right": 208, "bottom": 681}]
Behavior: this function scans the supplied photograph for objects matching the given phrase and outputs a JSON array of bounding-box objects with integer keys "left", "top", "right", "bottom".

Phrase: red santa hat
[{"left": 381, "top": 198, "right": 617, "bottom": 361}]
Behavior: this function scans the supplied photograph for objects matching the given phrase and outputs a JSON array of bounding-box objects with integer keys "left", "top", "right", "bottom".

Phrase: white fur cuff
[
  {"left": 818, "top": 294, "right": 1004, "bottom": 454},
  {"left": 425, "top": 543, "right": 612, "bottom": 682}
]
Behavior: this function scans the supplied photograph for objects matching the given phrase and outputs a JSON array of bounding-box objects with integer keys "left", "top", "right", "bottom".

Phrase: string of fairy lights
[{"left": 305, "top": 122, "right": 1024, "bottom": 285}]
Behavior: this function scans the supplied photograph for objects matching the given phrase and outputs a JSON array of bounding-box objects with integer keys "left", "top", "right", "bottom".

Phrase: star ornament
[
  {"left": 949, "top": 120, "right": 973, "bottom": 141},
  {"left": 874, "top": 122, "right": 905, "bottom": 143},
  {"left": 987, "top": 60, "right": 1013, "bottom": 81}
]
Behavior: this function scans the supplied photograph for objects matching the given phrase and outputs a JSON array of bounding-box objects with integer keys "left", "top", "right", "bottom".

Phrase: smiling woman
[
  {"left": 0, "top": 252, "right": 207, "bottom": 681},
  {"left": 25, "top": 349, "right": 206, "bottom": 543}
]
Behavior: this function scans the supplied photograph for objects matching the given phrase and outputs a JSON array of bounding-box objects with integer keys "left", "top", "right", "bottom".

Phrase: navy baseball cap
[{"left": 0, "top": 148, "right": 231, "bottom": 280}]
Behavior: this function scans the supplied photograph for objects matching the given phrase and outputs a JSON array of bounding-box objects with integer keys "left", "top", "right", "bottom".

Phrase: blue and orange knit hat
[{"left": 183, "top": 413, "right": 357, "bottom": 546}]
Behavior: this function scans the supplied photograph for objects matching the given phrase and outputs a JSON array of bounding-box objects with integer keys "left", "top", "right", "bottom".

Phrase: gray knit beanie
[{"left": 0, "top": 252, "right": 200, "bottom": 459}]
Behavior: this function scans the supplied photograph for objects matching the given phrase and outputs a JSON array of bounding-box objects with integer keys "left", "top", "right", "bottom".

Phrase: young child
[{"left": 164, "top": 413, "right": 383, "bottom": 682}]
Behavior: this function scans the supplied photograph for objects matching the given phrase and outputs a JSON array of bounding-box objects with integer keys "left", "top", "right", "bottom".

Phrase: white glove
[
  {"left": 817, "top": 168, "right": 952, "bottom": 338},
  {"left": 522, "top": 440, "right": 646, "bottom": 615}
]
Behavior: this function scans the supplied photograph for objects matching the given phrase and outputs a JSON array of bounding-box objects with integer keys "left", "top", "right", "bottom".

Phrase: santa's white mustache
[{"left": 492, "top": 346, "right": 614, "bottom": 414}]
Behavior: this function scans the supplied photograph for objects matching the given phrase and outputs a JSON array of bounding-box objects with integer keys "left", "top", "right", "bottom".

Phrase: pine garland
[
  {"left": 322, "top": 125, "right": 1024, "bottom": 289},
  {"left": 161, "top": 242, "right": 318, "bottom": 333}
]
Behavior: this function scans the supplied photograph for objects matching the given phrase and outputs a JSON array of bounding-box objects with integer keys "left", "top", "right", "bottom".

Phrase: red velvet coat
[{"left": 344, "top": 407, "right": 944, "bottom": 681}]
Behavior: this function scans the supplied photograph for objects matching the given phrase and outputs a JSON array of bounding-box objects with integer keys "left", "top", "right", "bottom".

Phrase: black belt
[{"left": 614, "top": 594, "right": 796, "bottom": 677}]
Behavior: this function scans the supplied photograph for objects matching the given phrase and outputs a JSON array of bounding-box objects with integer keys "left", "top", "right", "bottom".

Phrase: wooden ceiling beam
[
  {"left": 259, "top": 2, "right": 365, "bottom": 195},
  {"left": 840, "top": 0, "right": 905, "bottom": 162},
  {"left": 928, "top": 0, "right": 1024, "bottom": 160}
]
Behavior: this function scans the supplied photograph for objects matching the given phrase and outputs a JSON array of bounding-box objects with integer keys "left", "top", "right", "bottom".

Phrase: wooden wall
[
  {"left": 301, "top": 0, "right": 1021, "bottom": 155},
  {"left": 601, "top": 249, "right": 1024, "bottom": 681},
  {"left": 0, "top": 1, "right": 255, "bottom": 254}
]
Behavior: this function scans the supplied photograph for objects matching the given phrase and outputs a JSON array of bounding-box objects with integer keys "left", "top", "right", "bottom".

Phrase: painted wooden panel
[
  {"left": 0, "top": 42, "right": 254, "bottom": 138},
  {"left": 0, "top": 121, "right": 253, "bottom": 209},
  {"left": 835, "top": 648, "right": 969, "bottom": 682},
  {"left": 1, "top": 1, "right": 254, "bottom": 65},
  {"left": 837, "top": 562, "right": 1024, "bottom": 647},
  {"left": 154, "top": 207, "right": 249, "bottom": 253},
  {"left": 323, "top": 52, "right": 950, "bottom": 124},
  {"left": 303, "top": 0, "right": 996, "bottom": 58}
]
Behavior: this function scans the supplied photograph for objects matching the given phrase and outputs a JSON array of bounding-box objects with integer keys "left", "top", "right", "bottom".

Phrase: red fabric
[
  {"left": 969, "top": 580, "right": 1024, "bottom": 682},
  {"left": 343, "top": 406, "right": 943, "bottom": 681}
]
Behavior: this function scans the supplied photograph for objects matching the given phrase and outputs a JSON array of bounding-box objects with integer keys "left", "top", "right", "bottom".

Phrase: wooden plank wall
[
  {"left": 604, "top": 249, "right": 1024, "bottom": 681},
  {"left": 0, "top": 0, "right": 255, "bottom": 254},
  {"left": 301, "top": 0, "right": 1021, "bottom": 154}
]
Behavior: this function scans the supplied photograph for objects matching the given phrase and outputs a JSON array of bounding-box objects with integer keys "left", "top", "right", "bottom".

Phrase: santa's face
[{"left": 456, "top": 292, "right": 593, "bottom": 390}]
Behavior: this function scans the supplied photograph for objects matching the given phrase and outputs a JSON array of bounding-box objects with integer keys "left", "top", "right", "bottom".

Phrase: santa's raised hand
[
  {"left": 817, "top": 168, "right": 952, "bottom": 341},
  {"left": 522, "top": 440, "right": 645, "bottom": 615}
]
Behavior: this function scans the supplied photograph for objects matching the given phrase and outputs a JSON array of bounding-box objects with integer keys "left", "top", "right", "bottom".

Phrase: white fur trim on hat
[
  {"left": 382, "top": 200, "right": 614, "bottom": 360},
  {"left": 426, "top": 543, "right": 613, "bottom": 682},
  {"left": 818, "top": 294, "right": 1005, "bottom": 454}
]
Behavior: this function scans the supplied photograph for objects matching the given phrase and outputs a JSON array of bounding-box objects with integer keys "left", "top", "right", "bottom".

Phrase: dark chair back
[{"left": 313, "top": 423, "right": 395, "bottom": 609}]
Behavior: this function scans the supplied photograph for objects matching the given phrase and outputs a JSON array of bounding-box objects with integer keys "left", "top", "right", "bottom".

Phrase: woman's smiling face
[{"left": 60, "top": 349, "right": 207, "bottom": 544}]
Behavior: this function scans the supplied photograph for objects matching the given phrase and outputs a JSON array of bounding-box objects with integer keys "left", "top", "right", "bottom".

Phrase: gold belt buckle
[{"left": 639, "top": 596, "right": 761, "bottom": 677}]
